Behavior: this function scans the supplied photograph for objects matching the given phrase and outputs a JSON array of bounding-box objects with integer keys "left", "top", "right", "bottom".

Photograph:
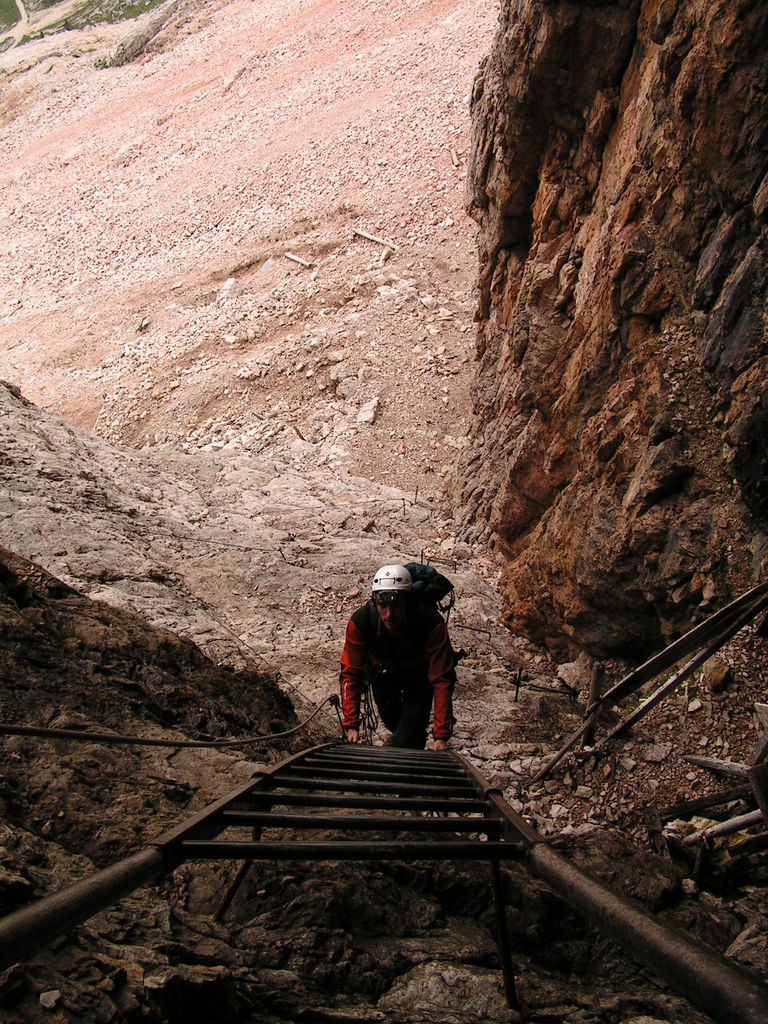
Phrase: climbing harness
[{"left": 358, "top": 682, "right": 379, "bottom": 744}]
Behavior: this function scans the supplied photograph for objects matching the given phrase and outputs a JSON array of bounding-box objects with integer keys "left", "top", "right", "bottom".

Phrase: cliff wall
[{"left": 460, "top": 0, "right": 768, "bottom": 656}]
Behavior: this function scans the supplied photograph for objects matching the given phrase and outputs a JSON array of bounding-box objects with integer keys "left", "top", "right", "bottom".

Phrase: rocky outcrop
[
  {"left": 459, "top": 0, "right": 768, "bottom": 656},
  {"left": 0, "top": 544, "right": 296, "bottom": 865}
]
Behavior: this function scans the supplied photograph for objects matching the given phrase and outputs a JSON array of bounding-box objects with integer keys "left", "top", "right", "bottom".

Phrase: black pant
[{"left": 371, "top": 677, "right": 432, "bottom": 749}]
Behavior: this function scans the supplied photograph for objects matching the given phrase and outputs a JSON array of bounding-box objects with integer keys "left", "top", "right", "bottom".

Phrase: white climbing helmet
[{"left": 371, "top": 564, "right": 412, "bottom": 593}]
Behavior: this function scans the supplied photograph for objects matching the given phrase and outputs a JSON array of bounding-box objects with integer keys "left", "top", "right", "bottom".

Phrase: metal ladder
[
  {"left": 2, "top": 742, "right": 768, "bottom": 1023},
  {"left": 159, "top": 741, "right": 523, "bottom": 1005}
]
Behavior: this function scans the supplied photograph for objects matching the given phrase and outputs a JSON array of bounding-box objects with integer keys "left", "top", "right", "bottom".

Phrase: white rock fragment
[
  {"left": 644, "top": 744, "right": 672, "bottom": 763},
  {"left": 40, "top": 990, "right": 61, "bottom": 1010},
  {"left": 356, "top": 397, "right": 379, "bottom": 424},
  {"left": 218, "top": 278, "right": 237, "bottom": 302}
]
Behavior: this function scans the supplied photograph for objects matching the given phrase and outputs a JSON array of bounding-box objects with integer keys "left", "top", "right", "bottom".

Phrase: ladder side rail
[
  {"left": 529, "top": 841, "right": 768, "bottom": 1024},
  {"left": 153, "top": 742, "right": 337, "bottom": 849},
  {"left": 451, "top": 751, "right": 542, "bottom": 847},
  {"left": 0, "top": 848, "right": 166, "bottom": 973},
  {"left": 453, "top": 750, "right": 768, "bottom": 1024}
]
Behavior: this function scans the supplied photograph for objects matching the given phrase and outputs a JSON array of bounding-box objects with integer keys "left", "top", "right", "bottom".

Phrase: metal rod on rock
[
  {"left": 527, "top": 842, "right": 768, "bottom": 1024},
  {"left": 0, "top": 848, "right": 166, "bottom": 971},
  {"left": 529, "top": 584, "right": 768, "bottom": 784},
  {"left": 597, "top": 612, "right": 752, "bottom": 748}
]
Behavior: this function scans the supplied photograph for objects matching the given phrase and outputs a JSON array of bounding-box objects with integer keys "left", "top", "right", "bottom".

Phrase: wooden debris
[
  {"left": 658, "top": 784, "right": 753, "bottom": 822},
  {"left": 693, "top": 834, "right": 712, "bottom": 884},
  {"left": 449, "top": 148, "right": 460, "bottom": 167},
  {"left": 720, "top": 827, "right": 768, "bottom": 868},
  {"left": 748, "top": 762, "right": 768, "bottom": 825},
  {"left": 682, "top": 809, "right": 764, "bottom": 846},
  {"left": 683, "top": 754, "right": 749, "bottom": 778},
  {"left": 655, "top": 773, "right": 768, "bottom": 886},
  {"left": 352, "top": 228, "right": 398, "bottom": 251},
  {"left": 711, "top": 832, "right": 768, "bottom": 885},
  {"left": 528, "top": 581, "right": 768, "bottom": 785},
  {"left": 725, "top": 831, "right": 768, "bottom": 860},
  {"left": 527, "top": 709, "right": 598, "bottom": 785},
  {"left": 598, "top": 614, "right": 754, "bottom": 749},
  {"left": 284, "top": 252, "right": 312, "bottom": 268}
]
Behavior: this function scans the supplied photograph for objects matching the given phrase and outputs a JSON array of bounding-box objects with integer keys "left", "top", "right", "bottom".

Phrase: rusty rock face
[{"left": 458, "top": 0, "right": 768, "bottom": 657}]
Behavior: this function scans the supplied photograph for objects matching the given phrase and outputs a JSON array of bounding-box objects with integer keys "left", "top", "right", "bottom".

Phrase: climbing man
[{"left": 339, "top": 564, "right": 457, "bottom": 750}]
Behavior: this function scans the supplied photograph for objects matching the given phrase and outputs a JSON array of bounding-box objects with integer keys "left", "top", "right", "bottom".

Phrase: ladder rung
[
  {"left": 220, "top": 810, "right": 502, "bottom": 833},
  {"left": 270, "top": 776, "right": 477, "bottom": 796},
  {"left": 179, "top": 839, "right": 525, "bottom": 860},
  {"left": 242, "top": 792, "right": 488, "bottom": 813}
]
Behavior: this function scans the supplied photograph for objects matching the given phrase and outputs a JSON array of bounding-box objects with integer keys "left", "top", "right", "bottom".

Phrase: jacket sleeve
[
  {"left": 339, "top": 617, "right": 369, "bottom": 730},
  {"left": 425, "top": 620, "right": 456, "bottom": 741}
]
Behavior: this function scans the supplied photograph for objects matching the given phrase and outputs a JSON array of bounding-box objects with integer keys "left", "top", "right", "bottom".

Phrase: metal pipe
[
  {"left": 305, "top": 748, "right": 463, "bottom": 770},
  {"left": 451, "top": 751, "right": 542, "bottom": 846},
  {"left": 454, "top": 751, "right": 768, "bottom": 1024},
  {"left": 297, "top": 759, "right": 465, "bottom": 780},
  {"left": 318, "top": 746, "right": 455, "bottom": 767},
  {"left": 528, "top": 842, "right": 768, "bottom": 1024},
  {"left": 306, "top": 747, "right": 457, "bottom": 762},
  {"left": 2, "top": 733, "right": 765, "bottom": 1024},
  {"left": 214, "top": 857, "right": 252, "bottom": 923},
  {"left": 0, "top": 847, "right": 166, "bottom": 972},
  {"left": 302, "top": 758, "right": 464, "bottom": 778},
  {"left": 214, "top": 822, "right": 262, "bottom": 923},
  {"left": 491, "top": 858, "right": 517, "bottom": 1008}
]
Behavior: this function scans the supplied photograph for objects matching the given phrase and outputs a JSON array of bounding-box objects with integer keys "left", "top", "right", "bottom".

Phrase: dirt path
[
  {"left": 1, "top": 0, "right": 27, "bottom": 47},
  {"left": 2, "top": 0, "right": 87, "bottom": 46},
  {"left": 11, "top": 0, "right": 28, "bottom": 40}
]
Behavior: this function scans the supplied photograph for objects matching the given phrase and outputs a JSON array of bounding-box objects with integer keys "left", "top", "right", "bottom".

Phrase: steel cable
[{"left": 0, "top": 695, "right": 340, "bottom": 750}]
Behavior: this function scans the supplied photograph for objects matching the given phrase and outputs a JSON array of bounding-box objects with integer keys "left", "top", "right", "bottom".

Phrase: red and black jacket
[{"left": 339, "top": 600, "right": 456, "bottom": 741}]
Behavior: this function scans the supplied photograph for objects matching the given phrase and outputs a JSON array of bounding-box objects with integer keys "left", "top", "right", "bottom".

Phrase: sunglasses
[{"left": 374, "top": 592, "right": 408, "bottom": 606}]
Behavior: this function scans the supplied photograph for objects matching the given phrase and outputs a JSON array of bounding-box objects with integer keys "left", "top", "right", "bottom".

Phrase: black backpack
[{"left": 405, "top": 561, "right": 455, "bottom": 616}]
